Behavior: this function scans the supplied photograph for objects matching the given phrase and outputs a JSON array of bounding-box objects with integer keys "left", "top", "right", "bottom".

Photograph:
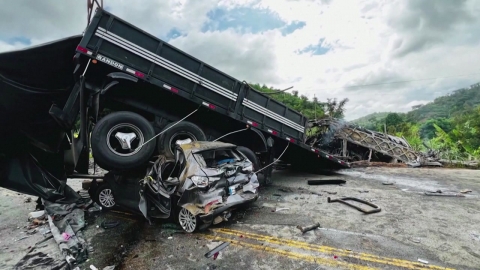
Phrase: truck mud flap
[{"left": 49, "top": 81, "right": 81, "bottom": 130}]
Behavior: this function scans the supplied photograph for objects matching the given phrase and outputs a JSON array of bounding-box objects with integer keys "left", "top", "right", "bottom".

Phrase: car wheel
[
  {"left": 237, "top": 146, "right": 260, "bottom": 171},
  {"left": 96, "top": 184, "right": 116, "bottom": 209},
  {"left": 178, "top": 207, "right": 201, "bottom": 233},
  {"left": 91, "top": 111, "right": 156, "bottom": 171},
  {"left": 157, "top": 121, "right": 206, "bottom": 159}
]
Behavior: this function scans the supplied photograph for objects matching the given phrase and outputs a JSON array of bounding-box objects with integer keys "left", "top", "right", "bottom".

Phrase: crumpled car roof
[
  {"left": 178, "top": 141, "right": 237, "bottom": 156},
  {"left": 176, "top": 141, "right": 240, "bottom": 186}
]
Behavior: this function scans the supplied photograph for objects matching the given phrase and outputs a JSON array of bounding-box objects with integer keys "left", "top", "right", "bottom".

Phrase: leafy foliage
[{"left": 249, "top": 83, "right": 350, "bottom": 120}]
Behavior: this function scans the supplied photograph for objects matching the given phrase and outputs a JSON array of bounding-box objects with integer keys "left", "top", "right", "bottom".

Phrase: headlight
[{"left": 190, "top": 176, "right": 221, "bottom": 187}]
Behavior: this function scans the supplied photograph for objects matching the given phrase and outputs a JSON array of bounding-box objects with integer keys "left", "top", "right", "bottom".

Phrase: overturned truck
[{"left": 306, "top": 118, "right": 442, "bottom": 167}]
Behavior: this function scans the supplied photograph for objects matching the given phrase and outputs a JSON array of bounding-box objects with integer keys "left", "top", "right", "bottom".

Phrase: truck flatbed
[{"left": 76, "top": 8, "right": 349, "bottom": 171}]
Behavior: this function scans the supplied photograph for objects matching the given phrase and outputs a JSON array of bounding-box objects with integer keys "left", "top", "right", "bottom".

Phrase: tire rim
[
  {"left": 178, "top": 207, "right": 197, "bottom": 233},
  {"left": 106, "top": 123, "right": 145, "bottom": 157},
  {"left": 99, "top": 188, "right": 115, "bottom": 208},
  {"left": 168, "top": 132, "right": 197, "bottom": 154}
]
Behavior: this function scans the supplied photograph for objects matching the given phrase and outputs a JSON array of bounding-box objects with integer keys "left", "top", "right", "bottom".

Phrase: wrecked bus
[{"left": 0, "top": 8, "right": 348, "bottom": 206}]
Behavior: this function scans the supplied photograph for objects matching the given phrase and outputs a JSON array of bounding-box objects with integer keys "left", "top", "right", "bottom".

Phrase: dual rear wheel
[
  {"left": 91, "top": 111, "right": 259, "bottom": 172},
  {"left": 91, "top": 111, "right": 205, "bottom": 171}
]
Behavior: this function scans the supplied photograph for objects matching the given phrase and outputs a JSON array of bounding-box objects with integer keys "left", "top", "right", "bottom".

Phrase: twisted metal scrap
[{"left": 307, "top": 118, "right": 441, "bottom": 166}]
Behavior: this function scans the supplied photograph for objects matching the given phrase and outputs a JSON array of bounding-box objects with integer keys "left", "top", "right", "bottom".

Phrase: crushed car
[{"left": 87, "top": 140, "right": 260, "bottom": 232}]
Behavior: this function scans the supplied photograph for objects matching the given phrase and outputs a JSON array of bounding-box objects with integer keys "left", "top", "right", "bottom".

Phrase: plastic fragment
[
  {"left": 205, "top": 242, "right": 230, "bottom": 258},
  {"left": 297, "top": 223, "right": 321, "bottom": 234},
  {"left": 28, "top": 210, "right": 45, "bottom": 220},
  {"left": 418, "top": 259, "right": 428, "bottom": 264},
  {"left": 62, "top": 232, "right": 71, "bottom": 241}
]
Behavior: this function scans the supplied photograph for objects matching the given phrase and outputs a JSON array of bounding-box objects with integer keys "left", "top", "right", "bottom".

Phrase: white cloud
[
  {"left": 0, "top": 41, "right": 24, "bottom": 53},
  {"left": 169, "top": 29, "right": 281, "bottom": 83},
  {"left": 1, "top": 0, "right": 480, "bottom": 121}
]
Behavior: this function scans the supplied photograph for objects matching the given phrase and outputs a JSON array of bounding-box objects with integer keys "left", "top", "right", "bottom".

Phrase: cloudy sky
[{"left": 1, "top": 0, "right": 480, "bottom": 120}]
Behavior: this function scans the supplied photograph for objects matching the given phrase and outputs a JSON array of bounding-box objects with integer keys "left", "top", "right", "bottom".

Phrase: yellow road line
[
  {"left": 202, "top": 234, "right": 379, "bottom": 270},
  {"left": 212, "top": 228, "right": 454, "bottom": 270}
]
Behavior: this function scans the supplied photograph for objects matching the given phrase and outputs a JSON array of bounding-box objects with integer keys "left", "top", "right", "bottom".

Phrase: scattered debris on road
[
  {"left": 278, "top": 187, "right": 293, "bottom": 193},
  {"left": 14, "top": 236, "right": 29, "bottom": 242},
  {"left": 101, "top": 220, "right": 120, "bottom": 229},
  {"left": 298, "top": 187, "right": 323, "bottom": 196},
  {"left": 424, "top": 191, "right": 465, "bottom": 197},
  {"left": 296, "top": 223, "right": 321, "bottom": 234},
  {"left": 417, "top": 258, "right": 429, "bottom": 264},
  {"left": 382, "top": 181, "right": 395, "bottom": 185},
  {"left": 328, "top": 197, "right": 381, "bottom": 214},
  {"left": 307, "top": 179, "right": 346, "bottom": 185},
  {"left": 460, "top": 189, "right": 472, "bottom": 194},
  {"left": 204, "top": 242, "right": 230, "bottom": 258},
  {"left": 28, "top": 210, "right": 46, "bottom": 220},
  {"left": 471, "top": 232, "right": 480, "bottom": 241},
  {"left": 273, "top": 207, "right": 290, "bottom": 212}
]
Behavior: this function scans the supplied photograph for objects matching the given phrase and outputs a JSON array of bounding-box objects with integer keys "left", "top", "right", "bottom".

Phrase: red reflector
[
  {"left": 251, "top": 122, "right": 259, "bottom": 127},
  {"left": 314, "top": 149, "right": 319, "bottom": 153},
  {"left": 328, "top": 155, "right": 333, "bottom": 159},
  {"left": 288, "top": 138, "right": 295, "bottom": 143},
  {"left": 135, "top": 71, "right": 145, "bottom": 78},
  {"left": 208, "top": 104, "right": 216, "bottom": 110},
  {"left": 171, "top": 87, "right": 179, "bottom": 93},
  {"left": 76, "top": 46, "right": 88, "bottom": 53},
  {"left": 272, "top": 130, "right": 278, "bottom": 135}
]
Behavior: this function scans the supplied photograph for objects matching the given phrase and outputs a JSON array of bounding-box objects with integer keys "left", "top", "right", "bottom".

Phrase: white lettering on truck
[{"left": 96, "top": 55, "right": 124, "bottom": 70}]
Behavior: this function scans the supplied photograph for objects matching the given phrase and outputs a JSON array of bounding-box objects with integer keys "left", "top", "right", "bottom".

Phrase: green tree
[
  {"left": 324, "top": 98, "right": 349, "bottom": 119},
  {"left": 419, "top": 118, "right": 452, "bottom": 140}
]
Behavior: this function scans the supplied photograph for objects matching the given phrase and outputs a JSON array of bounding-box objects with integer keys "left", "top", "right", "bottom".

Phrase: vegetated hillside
[
  {"left": 406, "top": 83, "right": 480, "bottom": 122},
  {"left": 350, "top": 112, "right": 390, "bottom": 129}
]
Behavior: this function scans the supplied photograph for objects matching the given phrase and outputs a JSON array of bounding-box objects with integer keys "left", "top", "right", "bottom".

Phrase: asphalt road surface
[{"left": 1, "top": 166, "right": 479, "bottom": 270}]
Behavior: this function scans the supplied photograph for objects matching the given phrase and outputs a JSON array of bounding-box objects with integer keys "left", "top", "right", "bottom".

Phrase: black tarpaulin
[
  {"left": 0, "top": 150, "right": 80, "bottom": 204},
  {"left": 0, "top": 35, "right": 81, "bottom": 154}
]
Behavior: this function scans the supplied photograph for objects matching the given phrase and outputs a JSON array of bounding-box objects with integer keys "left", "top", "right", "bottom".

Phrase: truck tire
[
  {"left": 157, "top": 121, "right": 206, "bottom": 158},
  {"left": 237, "top": 146, "right": 261, "bottom": 172},
  {"left": 91, "top": 111, "right": 156, "bottom": 171}
]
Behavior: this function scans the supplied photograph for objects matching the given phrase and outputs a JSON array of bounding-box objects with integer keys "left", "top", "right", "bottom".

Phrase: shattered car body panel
[{"left": 173, "top": 141, "right": 259, "bottom": 224}]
